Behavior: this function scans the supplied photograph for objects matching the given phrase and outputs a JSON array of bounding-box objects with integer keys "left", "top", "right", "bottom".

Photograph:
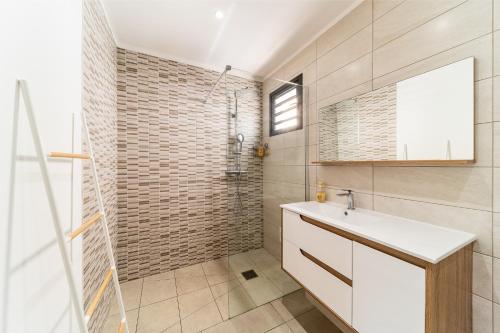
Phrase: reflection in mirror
[{"left": 318, "top": 57, "right": 474, "bottom": 163}]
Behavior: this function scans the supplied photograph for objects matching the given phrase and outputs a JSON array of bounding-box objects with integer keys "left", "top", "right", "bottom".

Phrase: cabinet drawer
[
  {"left": 283, "top": 239, "right": 352, "bottom": 324},
  {"left": 282, "top": 209, "right": 352, "bottom": 279}
]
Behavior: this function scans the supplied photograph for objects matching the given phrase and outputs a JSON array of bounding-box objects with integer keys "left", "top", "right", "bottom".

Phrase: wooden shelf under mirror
[{"left": 311, "top": 160, "right": 475, "bottom": 166}]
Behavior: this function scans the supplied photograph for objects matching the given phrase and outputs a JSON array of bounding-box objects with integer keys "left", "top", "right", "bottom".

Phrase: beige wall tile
[
  {"left": 374, "top": 167, "right": 493, "bottom": 211},
  {"left": 317, "top": 53, "right": 372, "bottom": 101},
  {"left": 373, "top": 34, "right": 493, "bottom": 88},
  {"left": 317, "top": 25, "right": 372, "bottom": 79},
  {"left": 327, "top": 188, "right": 373, "bottom": 209},
  {"left": 493, "top": 213, "right": 500, "bottom": 257},
  {"left": 373, "top": 0, "right": 465, "bottom": 49},
  {"left": 494, "top": 257, "right": 500, "bottom": 302},
  {"left": 308, "top": 103, "right": 318, "bottom": 125},
  {"left": 307, "top": 145, "right": 318, "bottom": 165},
  {"left": 317, "top": 0, "right": 372, "bottom": 57},
  {"left": 373, "top": 0, "right": 404, "bottom": 20},
  {"left": 374, "top": 195, "right": 492, "bottom": 255},
  {"left": 474, "top": 252, "right": 493, "bottom": 300},
  {"left": 373, "top": 0, "right": 492, "bottom": 78},
  {"left": 286, "top": 42, "right": 317, "bottom": 80},
  {"left": 473, "top": 295, "right": 493, "bottom": 333},
  {"left": 307, "top": 123, "right": 318, "bottom": 145},
  {"left": 317, "top": 165, "right": 373, "bottom": 193},
  {"left": 302, "top": 62, "right": 317, "bottom": 86},
  {"left": 282, "top": 146, "right": 305, "bottom": 166},
  {"left": 496, "top": 32, "right": 500, "bottom": 76},
  {"left": 495, "top": 76, "right": 500, "bottom": 121},
  {"left": 495, "top": 168, "right": 500, "bottom": 212},
  {"left": 476, "top": 78, "right": 493, "bottom": 124},
  {"left": 475, "top": 122, "right": 493, "bottom": 167},
  {"left": 318, "top": 81, "right": 372, "bottom": 109},
  {"left": 495, "top": 123, "right": 500, "bottom": 167},
  {"left": 307, "top": 165, "right": 317, "bottom": 186},
  {"left": 495, "top": 302, "right": 500, "bottom": 333},
  {"left": 495, "top": 0, "right": 500, "bottom": 31},
  {"left": 305, "top": 83, "right": 316, "bottom": 106}
]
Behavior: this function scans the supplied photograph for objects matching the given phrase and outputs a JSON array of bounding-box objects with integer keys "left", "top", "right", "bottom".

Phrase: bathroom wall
[
  {"left": 263, "top": 0, "right": 500, "bottom": 331},
  {"left": 0, "top": 1, "right": 83, "bottom": 332},
  {"left": 116, "top": 49, "right": 263, "bottom": 282},
  {"left": 82, "top": 0, "right": 118, "bottom": 332}
]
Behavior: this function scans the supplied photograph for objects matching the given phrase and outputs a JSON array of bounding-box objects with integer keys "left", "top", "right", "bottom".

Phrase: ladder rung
[
  {"left": 118, "top": 320, "right": 126, "bottom": 333},
  {"left": 85, "top": 268, "right": 114, "bottom": 319},
  {"left": 68, "top": 212, "right": 102, "bottom": 240},
  {"left": 48, "top": 152, "right": 90, "bottom": 159}
]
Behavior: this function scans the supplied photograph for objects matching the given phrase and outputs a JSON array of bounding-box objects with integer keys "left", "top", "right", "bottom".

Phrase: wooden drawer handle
[{"left": 299, "top": 248, "right": 352, "bottom": 287}]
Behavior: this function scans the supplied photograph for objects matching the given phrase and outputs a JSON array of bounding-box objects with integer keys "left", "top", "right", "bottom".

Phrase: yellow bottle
[{"left": 316, "top": 181, "right": 326, "bottom": 203}]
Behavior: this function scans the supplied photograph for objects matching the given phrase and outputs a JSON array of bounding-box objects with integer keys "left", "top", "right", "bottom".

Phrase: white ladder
[{"left": 10, "top": 80, "right": 130, "bottom": 333}]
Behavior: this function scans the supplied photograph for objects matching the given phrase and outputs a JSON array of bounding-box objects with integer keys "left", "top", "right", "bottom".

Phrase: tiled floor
[{"left": 102, "top": 248, "right": 341, "bottom": 333}]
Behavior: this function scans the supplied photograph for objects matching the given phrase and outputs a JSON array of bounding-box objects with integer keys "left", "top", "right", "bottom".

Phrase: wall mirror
[{"left": 317, "top": 57, "right": 474, "bottom": 165}]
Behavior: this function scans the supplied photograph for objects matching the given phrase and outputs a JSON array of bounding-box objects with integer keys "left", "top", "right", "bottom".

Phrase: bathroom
[{"left": 1, "top": 0, "right": 498, "bottom": 332}]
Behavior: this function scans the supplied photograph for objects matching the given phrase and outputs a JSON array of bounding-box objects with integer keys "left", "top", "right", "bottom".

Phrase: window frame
[{"left": 269, "top": 74, "right": 303, "bottom": 137}]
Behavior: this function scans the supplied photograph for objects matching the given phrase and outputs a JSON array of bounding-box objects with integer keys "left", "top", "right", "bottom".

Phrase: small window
[{"left": 269, "top": 74, "right": 303, "bottom": 136}]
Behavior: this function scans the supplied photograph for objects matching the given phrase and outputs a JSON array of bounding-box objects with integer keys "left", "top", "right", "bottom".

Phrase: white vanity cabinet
[
  {"left": 352, "top": 242, "right": 425, "bottom": 333},
  {"left": 281, "top": 205, "right": 474, "bottom": 333}
]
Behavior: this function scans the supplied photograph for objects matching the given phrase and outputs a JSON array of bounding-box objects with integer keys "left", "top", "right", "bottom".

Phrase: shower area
[{"left": 107, "top": 48, "right": 306, "bottom": 332}]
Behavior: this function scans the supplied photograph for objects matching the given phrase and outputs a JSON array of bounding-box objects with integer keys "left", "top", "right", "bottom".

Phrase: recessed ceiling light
[{"left": 215, "top": 10, "right": 224, "bottom": 20}]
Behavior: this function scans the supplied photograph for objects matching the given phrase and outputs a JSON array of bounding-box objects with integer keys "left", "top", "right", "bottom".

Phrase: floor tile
[
  {"left": 181, "top": 301, "right": 223, "bottom": 333},
  {"left": 110, "top": 278, "right": 143, "bottom": 315},
  {"left": 102, "top": 309, "right": 138, "bottom": 333},
  {"left": 248, "top": 249, "right": 281, "bottom": 271},
  {"left": 271, "top": 290, "right": 314, "bottom": 322},
  {"left": 229, "top": 252, "right": 255, "bottom": 273},
  {"left": 240, "top": 275, "right": 283, "bottom": 306},
  {"left": 226, "top": 303, "right": 284, "bottom": 333},
  {"left": 140, "top": 277, "right": 177, "bottom": 306},
  {"left": 178, "top": 287, "right": 214, "bottom": 319},
  {"left": 287, "top": 309, "right": 342, "bottom": 333},
  {"left": 215, "top": 285, "right": 257, "bottom": 320},
  {"left": 268, "top": 323, "right": 293, "bottom": 333},
  {"left": 210, "top": 279, "right": 241, "bottom": 298},
  {"left": 136, "top": 298, "right": 180, "bottom": 333},
  {"left": 143, "top": 270, "right": 174, "bottom": 282},
  {"left": 175, "top": 263, "right": 205, "bottom": 278},
  {"left": 176, "top": 275, "right": 209, "bottom": 295},
  {"left": 263, "top": 266, "right": 301, "bottom": 295},
  {"left": 202, "top": 258, "right": 229, "bottom": 276}
]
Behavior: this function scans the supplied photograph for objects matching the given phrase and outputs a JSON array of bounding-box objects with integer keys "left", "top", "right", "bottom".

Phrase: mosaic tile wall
[
  {"left": 116, "top": 48, "right": 263, "bottom": 282},
  {"left": 319, "top": 83, "right": 397, "bottom": 161},
  {"left": 82, "top": 0, "right": 117, "bottom": 332}
]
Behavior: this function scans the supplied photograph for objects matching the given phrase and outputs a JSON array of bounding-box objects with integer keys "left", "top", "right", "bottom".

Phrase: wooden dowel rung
[
  {"left": 85, "top": 268, "right": 114, "bottom": 319},
  {"left": 48, "top": 152, "right": 90, "bottom": 160},
  {"left": 68, "top": 213, "right": 102, "bottom": 240},
  {"left": 117, "top": 320, "right": 126, "bottom": 333}
]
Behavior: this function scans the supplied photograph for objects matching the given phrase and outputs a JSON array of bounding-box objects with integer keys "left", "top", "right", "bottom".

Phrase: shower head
[{"left": 237, "top": 133, "right": 245, "bottom": 143}]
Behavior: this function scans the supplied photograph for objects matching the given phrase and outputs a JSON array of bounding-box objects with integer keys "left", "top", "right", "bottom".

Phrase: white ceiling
[{"left": 101, "top": 0, "right": 359, "bottom": 80}]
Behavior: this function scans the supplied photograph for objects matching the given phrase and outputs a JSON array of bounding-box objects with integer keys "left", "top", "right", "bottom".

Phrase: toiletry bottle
[{"left": 316, "top": 181, "right": 326, "bottom": 203}]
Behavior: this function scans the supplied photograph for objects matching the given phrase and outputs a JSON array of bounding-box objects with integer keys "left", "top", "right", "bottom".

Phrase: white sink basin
[{"left": 280, "top": 201, "right": 476, "bottom": 264}]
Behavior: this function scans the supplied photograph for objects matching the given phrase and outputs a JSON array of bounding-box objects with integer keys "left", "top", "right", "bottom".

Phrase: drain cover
[{"left": 241, "top": 269, "right": 258, "bottom": 280}]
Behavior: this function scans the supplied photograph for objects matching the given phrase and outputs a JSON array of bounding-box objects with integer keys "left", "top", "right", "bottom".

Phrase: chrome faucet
[{"left": 337, "top": 189, "right": 355, "bottom": 210}]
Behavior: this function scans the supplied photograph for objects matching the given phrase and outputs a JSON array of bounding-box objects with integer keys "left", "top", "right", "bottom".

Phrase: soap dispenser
[{"left": 316, "top": 181, "right": 326, "bottom": 203}]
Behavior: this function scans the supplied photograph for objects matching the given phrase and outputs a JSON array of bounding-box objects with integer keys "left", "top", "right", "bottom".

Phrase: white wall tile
[
  {"left": 374, "top": 195, "right": 492, "bottom": 255},
  {"left": 474, "top": 252, "right": 493, "bottom": 300},
  {"left": 317, "top": 25, "right": 372, "bottom": 79},
  {"left": 373, "top": 0, "right": 492, "bottom": 78},
  {"left": 374, "top": 167, "right": 493, "bottom": 211},
  {"left": 373, "top": 0, "right": 465, "bottom": 49},
  {"left": 317, "top": 0, "right": 372, "bottom": 57}
]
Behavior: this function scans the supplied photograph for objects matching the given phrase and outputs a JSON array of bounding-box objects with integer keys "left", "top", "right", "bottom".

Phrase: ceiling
[{"left": 101, "top": 0, "right": 359, "bottom": 80}]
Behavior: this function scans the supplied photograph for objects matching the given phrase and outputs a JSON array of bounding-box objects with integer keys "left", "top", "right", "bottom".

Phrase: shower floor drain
[{"left": 241, "top": 269, "right": 258, "bottom": 280}]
